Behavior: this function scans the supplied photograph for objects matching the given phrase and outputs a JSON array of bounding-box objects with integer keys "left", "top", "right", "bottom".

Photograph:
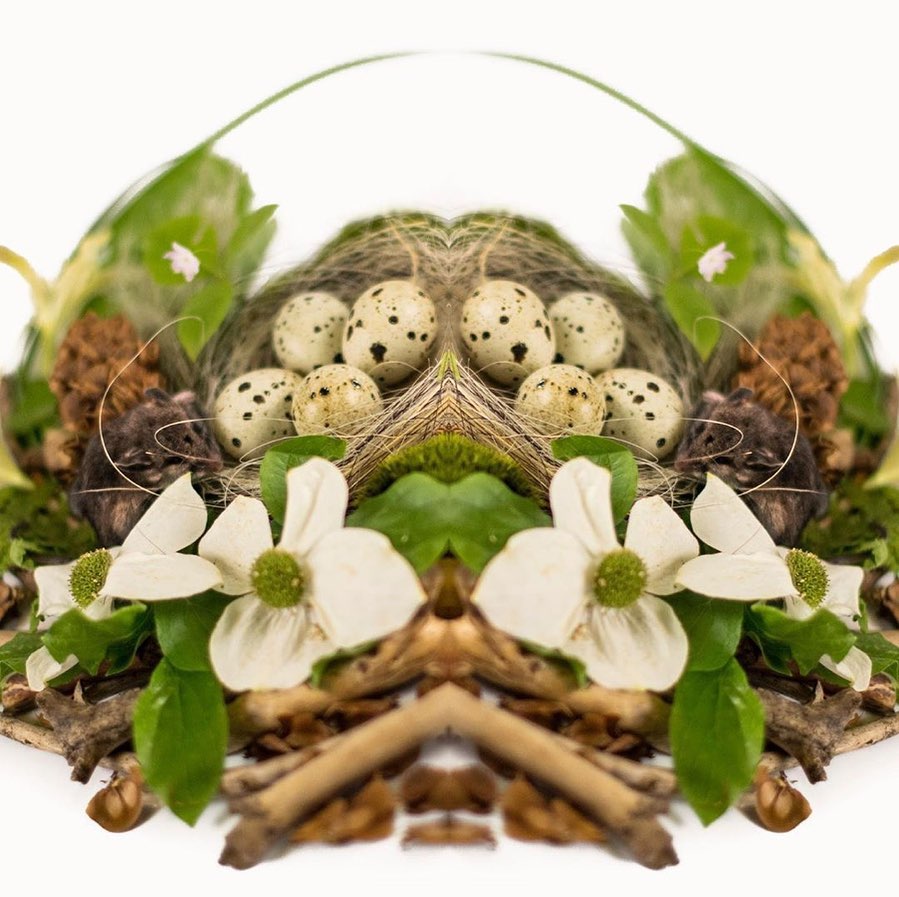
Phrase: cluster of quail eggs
[
  {"left": 461, "top": 282, "right": 684, "bottom": 459},
  {"left": 213, "top": 281, "right": 437, "bottom": 458}
]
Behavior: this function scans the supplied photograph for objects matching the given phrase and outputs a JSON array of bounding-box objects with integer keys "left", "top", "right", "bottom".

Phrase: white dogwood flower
[
  {"left": 697, "top": 241, "right": 735, "bottom": 282},
  {"left": 473, "top": 458, "right": 699, "bottom": 691},
  {"left": 26, "top": 474, "right": 221, "bottom": 689},
  {"left": 163, "top": 241, "right": 200, "bottom": 282},
  {"left": 676, "top": 474, "right": 871, "bottom": 689},
  {"left": 198, "top": 458, "right": 425, "bottom": 691}
]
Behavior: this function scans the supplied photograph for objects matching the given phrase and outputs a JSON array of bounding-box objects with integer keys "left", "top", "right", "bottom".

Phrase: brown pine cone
[
  {"left": 734, "top": 312, "right": 848, "bottom": 438},
  {"left": 50, "top": 313, "right": 165, "bottom": 437}
]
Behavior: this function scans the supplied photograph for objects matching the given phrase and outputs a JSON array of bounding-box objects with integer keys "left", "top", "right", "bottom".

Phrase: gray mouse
[
  {"left": 69, "top": 388, "right": 223, "bottom": 546},
  {"left": 674, "top": 387, "right": 827, "bottom": 547}
]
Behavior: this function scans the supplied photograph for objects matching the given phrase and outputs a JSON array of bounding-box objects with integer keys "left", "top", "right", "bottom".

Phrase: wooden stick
[{"left": 220, "top": 684, "right": 676, "bottom": 871}]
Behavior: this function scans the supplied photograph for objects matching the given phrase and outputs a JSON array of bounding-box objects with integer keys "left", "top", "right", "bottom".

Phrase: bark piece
[
  {"left": 289, "top": 776, "right": 395, "bottom": 844},
  {"left": 36, "top": 688, "right": 139, "bottom": 783},
  {"left": 502, "top": 775, "right": 606, "bottom": 844},
  {"left": 757, "top": 687, "right": 862, "bottom": 783}
]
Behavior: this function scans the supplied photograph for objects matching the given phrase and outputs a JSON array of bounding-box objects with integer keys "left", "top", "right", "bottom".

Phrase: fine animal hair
[
  {"left": 69, "top": 388, "right": 222, "bottom": 546},
  {"left": 674, "top": 387, "right": 827, "bottom": 547}
]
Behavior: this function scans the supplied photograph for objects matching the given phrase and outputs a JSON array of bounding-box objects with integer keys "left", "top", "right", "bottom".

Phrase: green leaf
[
  {"left": 670, "top": 593, "right": 744, "bottom": 671},
  {"left": 259, "top": 436, "right": 347, "bottom": 524},
  {"left": 745, "top": 604, "right": 855, "bottom": 676},
  {"left": 855, "top": 631, "right": 899, "bottom": 682},
  {"left": 620, "top": 204, "right": 673, "bottom": 283},
  {"left": 6, "top": 378, "right": 59, "bottom": 437},
  {"left": 142, "top": 216, "right": 218, "bottom": 285},
  {"left": 0, "top": 631, "right": 42, "bottom": 680},
  {"left": 551, "top": 437, "right": 638, "bottom": 522},
  {"left": 225, "top": 204, "right": 277, "bottom": 280},
  {"left": 838, "top": 377, "right": 892, "bottom": 438},
  {"left": 132, "top": 660, "right": 227, "bottom": 825},
  {"left": 176, "top": 281, "right": 235, "bottom": 361},
  {"left": 42, "top": 604, "right": 152, "bottom": 675},
  {"left": 520, "top": 640, "right": 588, "bottom": 688},
  {"left": 153, "top": 592, "right": 231, "bottom": 672},
  {"left": 347, "top": 472, "right": 551, "bottom": 574},
  {"left": 670, "top": 659, "right": 765, "bottom": 825},
  {"left": 679, "top": 216, "right": 754, "bottom": 286},
  {"left": 662, "top": 281, "right": 721, "bottom": 361},
  {"left": 309, "top": 641, "right": 376, "bottom": 688}
]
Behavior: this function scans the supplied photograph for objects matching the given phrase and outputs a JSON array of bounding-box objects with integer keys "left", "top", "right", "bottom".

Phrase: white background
[{"left": 1, "top": 2, "right": 898, "bottom": 894}]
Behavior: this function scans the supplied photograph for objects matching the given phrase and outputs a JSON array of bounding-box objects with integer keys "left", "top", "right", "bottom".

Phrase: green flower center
[
  {"left": 592, "top": 549, "right": 648, "bottom": 609},
  {"left": 251, "top": 549, "right": 307, "bottom": 609},
  {"left": 786, "top": 549, "right": 829, "bottom": 609},
  {"left": 68, "top": 549, "right": 113, "bottom": 609}
]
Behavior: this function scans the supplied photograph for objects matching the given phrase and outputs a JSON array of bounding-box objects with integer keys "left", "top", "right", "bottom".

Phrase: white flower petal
[
  {"left": 209, "top": 595, "right": 334, "bottom": 691},
  {"left": 822, "top": 562, "right": 864, "bottom": 623},
  {"left": 198, "top": 496, "right": 272, "bottom": 595},
  {"left": 782, "top": 593, "right": 814, "bottom": 621},
  {"left": 625, "top": 496, "right": 699, "bottom": 595},
  {"left": 472, "top": 528, "right": 592, "bottom": 649},
  {"left": 676, "top": 552, "right": 796, "bottom": 601},
  {"left": 34, "top": 562, "right": 76, "bottom": 620},
  {"left": 549, "top": 458, "right": 618, "bottom": 556},
  {"left": 102, "top": 552, "right": 222, "bottom": 601},
  {"left": 121, "top": 473, "right": 209, "bottom": 555},
  {"left": 691, "top": 474, "right": 776, "bottom": 555},
  {"left": 821, "top": 646, "right": 872, "bottom": 691},
  {"left": 279, "top": 458, "right": 348, "bottom": 556},
  {"left": 25, "top": 646, "right": 78, "bottom": 691},
  {"left": 563, "top": 594, "right": 688, "bottom": 691},
  {"left": 306, "top": 528, "right": 425, "bottom": 647}
]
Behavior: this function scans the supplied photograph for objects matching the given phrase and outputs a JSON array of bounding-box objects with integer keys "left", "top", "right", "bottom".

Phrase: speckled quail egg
[
  {"left": 292, "top": 364, "right": 383, "bottom": 436},
  {"left": 595, "top": 368, "right": 685, "bottom": 459},
  {"left": 549, "top": 291, "right": 626, "bottom": 374},
  {"left": 272, "top": 291, "right": 348, "bottom": 373},
  {"left": 214, "top": 368, "right": 304, "bottom": 459},
  {"left": 515, "top": 365, "right": 606, "bottom": 436},
  {"left": 342, "top": 281, "right": 437, "bottom": 387},
  {"left": 459, "top": 280, "right": 556, "bottom": 386}
]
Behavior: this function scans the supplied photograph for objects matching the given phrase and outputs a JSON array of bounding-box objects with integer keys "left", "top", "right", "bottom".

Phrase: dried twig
[{"left": 36, "top": 688, "right": 140, "bottom": 783}]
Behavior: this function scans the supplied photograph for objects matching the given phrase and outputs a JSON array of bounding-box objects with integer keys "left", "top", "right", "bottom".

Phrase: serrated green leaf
[
  {"left": 620, "top": 204, "right": 673, "bottom": 283},
  {"left": 670, "top": 592, "right": 744, "bottom": 672},
  {"left": 258, "top": 436, "right": 347, "bottom": 524},
  {"left": 133, "top": 660, "right": 227, "bottom": 825},
  {"left": 153, "top": 592, "right": 231, "bottom": 672},
  {"left": 745, "top": 604, "right": 855, "bottom": 676},
  {"left": 347, "top": 472, "right": 550, "bottom": 574},
  {"left": 551, "top": 437, "right": 637, "bottom": 522},
  {"left": 177, "top": 281, "right": 234, "bottom": 361},
  {"left": 42, "top": 604, "right": 152, "bottom": 675},
  {"left": 679, "top": 216, "right": 754, "bottom": 286},
  {"left": 662, "top": 281, "right": 721, "bottom": 361},
  {"left": 670, "top": 659, "right": 765, "bottom": 824},
  {"left": 0, "top": 631, "right": 43, "bottom": 680}
]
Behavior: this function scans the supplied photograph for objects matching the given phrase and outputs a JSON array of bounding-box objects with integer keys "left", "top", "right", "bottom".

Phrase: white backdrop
[{"left": 1, "top": 2, "right": 898, "bottom": 894}]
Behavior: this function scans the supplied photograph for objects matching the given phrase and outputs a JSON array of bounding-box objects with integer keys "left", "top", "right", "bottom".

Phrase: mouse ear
[
  {"left": 171, "top": 390, "right": 198, "bottom": 407},
  {"left": 727, "top": 387, "right": 754, "bottom": 404},
  {"left": 743, "top": 445, "right": 785, "bottom": 471},
  {"left": 144, "top": 387, "right": 171, "bottom": 404}
]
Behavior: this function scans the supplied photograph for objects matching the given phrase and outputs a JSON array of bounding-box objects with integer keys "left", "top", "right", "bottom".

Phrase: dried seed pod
[
  {"left": 502, "top": 775, "right": 605, "bottom": 845},
  {"left": 755, "top": 772, "right": 812, "bottom": 833},
  {"left": 401, "top": 764, "right": 497, "bottom": 814},
  {"left": 85, "top": 772, "right": 144, "bottom": 833},
  {"left": 290, "top": 775, "right": 395, "bottom": 844}
]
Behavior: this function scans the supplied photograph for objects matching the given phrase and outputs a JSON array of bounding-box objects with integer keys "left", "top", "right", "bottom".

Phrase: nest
[{"left": 195, "top": 213, "right": 704, "bottom": 505}]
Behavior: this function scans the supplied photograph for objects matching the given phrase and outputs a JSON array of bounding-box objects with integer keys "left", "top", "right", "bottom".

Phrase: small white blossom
[
  {"left": 163, "top": 241, "right": 200, "bottom": 282},
  {"left": 473, "top": 458, "right": 699, "bottom": 691},
  {"left": 27, "top": 475, "right": 221, "bottom": 690},
  {"left": 697, "top": 241, "right": 735, "bottom": 282},
  {"left": 198, "top": 458, "right": 425, "bottom": 691},
  {"left": 676, "top": 474, "right": 871, "bottom": 689}
]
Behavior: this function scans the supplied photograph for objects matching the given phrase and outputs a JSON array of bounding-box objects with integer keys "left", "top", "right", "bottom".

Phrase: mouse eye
[{"left": 713, "top": 455, "right": 733, "bottom": 466}]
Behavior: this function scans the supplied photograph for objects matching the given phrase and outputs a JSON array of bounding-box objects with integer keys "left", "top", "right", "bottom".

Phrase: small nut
[
  {"left": 755, "top": 772, "right": 811, "bottom": 833},
  {"left": 86, "top": 773, "right": 144, "bottom": 833}
]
